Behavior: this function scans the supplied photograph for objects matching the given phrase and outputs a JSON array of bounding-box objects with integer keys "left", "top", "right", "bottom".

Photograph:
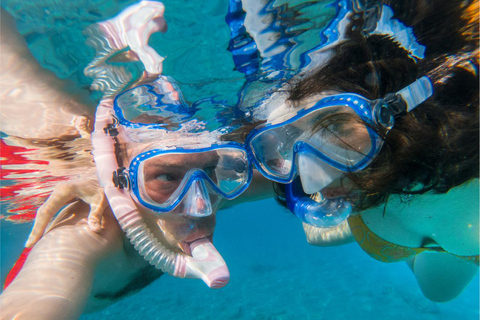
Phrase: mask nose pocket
[
  {"left": 297, "top": 152, "right": 342, "bottom": 194},
  {"left": 182, "top": 179, "right": 213, "bottom": 217}
]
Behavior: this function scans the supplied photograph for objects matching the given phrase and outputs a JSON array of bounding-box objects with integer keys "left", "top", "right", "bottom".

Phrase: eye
[
  {"left": 144, "top": 170, "right": 180, "bottom": 203},
  {"left": 155, "top": 173, "right": 175, "bottom": 182}
]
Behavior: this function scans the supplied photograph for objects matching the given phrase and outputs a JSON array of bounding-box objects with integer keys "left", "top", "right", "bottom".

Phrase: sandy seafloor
[{"left": 72, "top": 198, "right": 478, "bottom": 320}]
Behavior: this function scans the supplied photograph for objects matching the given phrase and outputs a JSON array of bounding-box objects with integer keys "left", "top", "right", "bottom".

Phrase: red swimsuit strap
[{"left": 3, "top": 247, "right": 32, "bottom": 289}]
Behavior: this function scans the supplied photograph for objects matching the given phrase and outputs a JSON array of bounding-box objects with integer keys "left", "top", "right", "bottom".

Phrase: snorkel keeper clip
[
  {"left": 104, "top": 117, "right": 119, "bottom": 136},
  {"left": 373, "top": 76, "right": 433, "bottom": 130},
  {"left": 372, "top": 92, "right": 407, "bottom": 130},
  {"left": 113, "top": 167, "right": 129, "bottom": 189}
]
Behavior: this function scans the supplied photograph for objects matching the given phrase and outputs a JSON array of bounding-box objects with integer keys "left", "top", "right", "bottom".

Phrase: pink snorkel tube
[{"left": 89, "top": 1, "right": 229, "bottom": 289}]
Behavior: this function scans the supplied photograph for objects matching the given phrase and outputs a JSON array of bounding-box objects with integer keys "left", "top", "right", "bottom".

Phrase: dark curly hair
[{"left": 274, "top": 0, "right": 479, "bottom": 211}]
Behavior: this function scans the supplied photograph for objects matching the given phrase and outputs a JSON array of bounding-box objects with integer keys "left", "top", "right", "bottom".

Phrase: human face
[
  {"left": 126, "top": 143, "right": 251, "bottom": 254},
  {"left": 142, "top": 152, "right": 220, "bottom": 205},
  {"left": 246, "top": 95, "right": 382, "bottom": 189},
  {"left": 245, "top": 93, "right": 381, "bottom": 228},
  {"left": 133, "top": 151, "right": 219, "bottom": 255}
]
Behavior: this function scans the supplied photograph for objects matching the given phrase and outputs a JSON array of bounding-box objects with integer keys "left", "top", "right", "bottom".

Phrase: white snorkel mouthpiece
[{"left": 174, "top": 238, "right": 230, "bottom": 289}]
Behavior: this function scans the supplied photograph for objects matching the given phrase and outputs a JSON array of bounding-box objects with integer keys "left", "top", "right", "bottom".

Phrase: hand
[{"left": 25, "top": 178, "right": 108, "bottom": 248}]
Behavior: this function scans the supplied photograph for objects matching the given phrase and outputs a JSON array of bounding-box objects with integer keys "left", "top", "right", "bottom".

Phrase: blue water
[
  {"left": 1, "top": 0, "right": 479, "bottom": 319},
  {"left": 80, "top": 198, "right": 479, "bottom": 320},
  {"left": 2, "top": 198, "right": 479, "bottom": 319}
]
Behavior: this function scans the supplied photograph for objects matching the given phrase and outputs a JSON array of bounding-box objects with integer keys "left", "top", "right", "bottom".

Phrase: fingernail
[
  {"left": 25, "top": 237, "right": 33, "bottom": 248},
  {"left": 89, "top": 220, "right": 101, "bottom": 232}
]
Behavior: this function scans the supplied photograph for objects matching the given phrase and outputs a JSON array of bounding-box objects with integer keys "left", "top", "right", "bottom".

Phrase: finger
[
  {"left": 25, "top": 183, "right": 74, "bottom": 247},
  {"left": 87, "top": 194, "right": 108, "bottom": 233}
]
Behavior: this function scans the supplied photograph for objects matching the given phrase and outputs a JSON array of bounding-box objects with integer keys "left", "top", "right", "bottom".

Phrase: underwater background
[
  {"left": 1, "top": 0, "right": 479, "bottom": 319},
  {"left": 2, "top": 197, "right": 479, "bottom": 319}
]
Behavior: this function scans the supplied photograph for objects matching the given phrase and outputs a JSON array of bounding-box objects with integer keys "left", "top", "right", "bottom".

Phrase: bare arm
[
  {"left": 0, "top": 202, "right": 124, "bottom": 320},
  {"left": 0, "top": 8, "right": 94, "bottom": 140}
]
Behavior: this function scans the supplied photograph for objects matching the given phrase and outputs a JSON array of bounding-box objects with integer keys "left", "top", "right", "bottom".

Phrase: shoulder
[{"left": 361, "top": 179, "right": 479, "bottom": 256}]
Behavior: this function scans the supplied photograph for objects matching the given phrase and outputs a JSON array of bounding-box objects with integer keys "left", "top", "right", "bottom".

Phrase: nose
[
  {"left": 297, "top": 152, "right": 342, "bottom": 194},
  {"left": 194, "top": 196, "right": 210, "bottom": 213},
  {"left": 183, "top": 179, "right": 213, "bottom": 217}
]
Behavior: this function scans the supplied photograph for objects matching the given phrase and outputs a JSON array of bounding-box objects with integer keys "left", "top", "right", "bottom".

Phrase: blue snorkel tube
[{"left": 285, "top": 178, "right": 352, "bottom": 228}]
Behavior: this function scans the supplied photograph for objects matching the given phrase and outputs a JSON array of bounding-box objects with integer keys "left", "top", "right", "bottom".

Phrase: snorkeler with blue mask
[
  {"left": 2, "top": 3, "right": 264, "bottom": 317},
  {"left": 245, "top": 76, "right": 433, "bottom": 228},
  {"left": 93, "top": 76, "right": 253, "bottom": 288},
  {"left": 230, "top": 1, "right": 434, "bottom": 228},
  {"left": 110, "top": 80, "right": 252, "bottom": 217}
]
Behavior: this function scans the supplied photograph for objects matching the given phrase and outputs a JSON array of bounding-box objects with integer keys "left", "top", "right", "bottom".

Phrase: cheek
[{"left": 144, "top": 180, "right": 178, "bottom": 203}]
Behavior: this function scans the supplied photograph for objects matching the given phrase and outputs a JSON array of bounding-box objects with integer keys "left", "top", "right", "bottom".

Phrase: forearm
[
  {"left": 1, "top": 230, "right": 96, "bottom": 319},
  {"left": 1, "top": 247, "right": 95, "bottom": 320},
  {"left": 0, "top": 9, "right": 94, "bottom": 140},
  {"left": 1, "top": 202, "right": 123, "bottom": 319}
]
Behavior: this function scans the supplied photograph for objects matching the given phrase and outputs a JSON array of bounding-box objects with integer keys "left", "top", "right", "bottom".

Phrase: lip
[
  {"left": 179, "top": 235, "right": 213, "bottom": 256},
  {"left": 156, "top": 215, "right": 216, "bottom": 255},
  {"left": 317, "top": 185, "right": 360, "bottom": 205}
]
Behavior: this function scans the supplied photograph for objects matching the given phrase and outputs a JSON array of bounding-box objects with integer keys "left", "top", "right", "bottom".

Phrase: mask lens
[
  {"left": 250, "top": 105, "right": 373, "bottom": 178},
  {"left": 250, "top": 126, "right": 299, "bottom": 180},
  {"left": 305, "top": 109, "right": 373, "bottom": 167},
  {"left": 132, "top": 147, "right": 250, "bottom": 212}
]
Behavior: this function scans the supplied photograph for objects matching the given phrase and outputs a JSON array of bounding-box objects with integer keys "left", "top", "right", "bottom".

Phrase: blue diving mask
[
  {"left": 246, "top": 76, "right": 433, "bottom": 226},
  {"left": 246, "top": 76, "right": 433, "bottom": 183},
  {"left": 116, "top": 143, "right": 252, "bottom": 217}
]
